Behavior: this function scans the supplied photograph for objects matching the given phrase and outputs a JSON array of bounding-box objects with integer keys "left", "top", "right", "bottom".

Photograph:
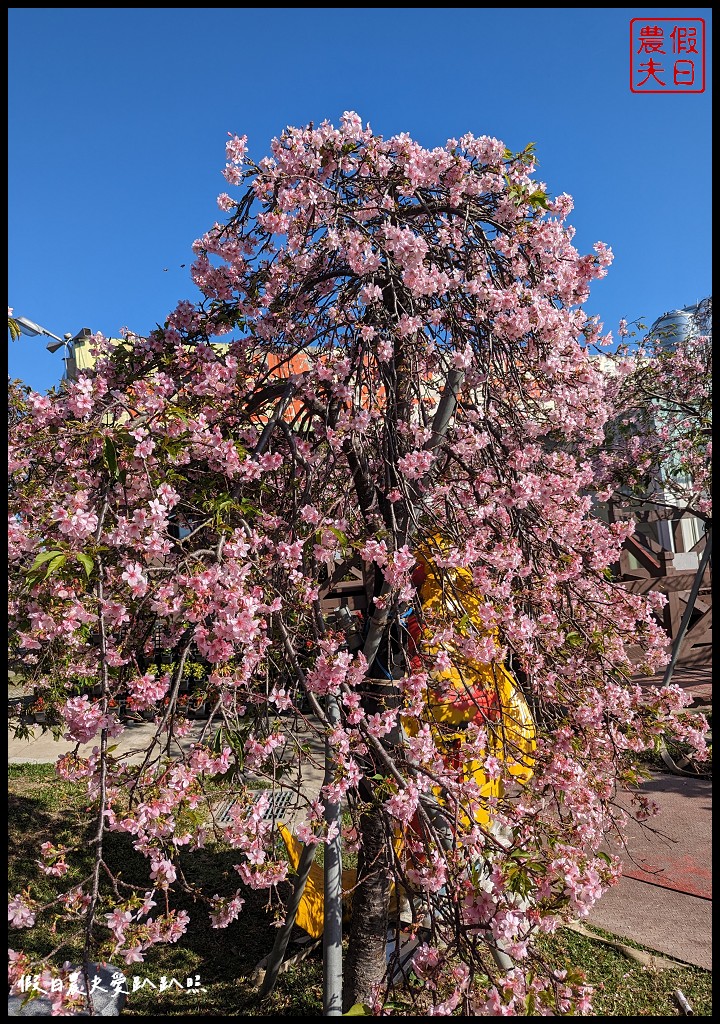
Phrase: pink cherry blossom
[{"left": 7, "top": 115, "right": 710, "bottom": 1018}]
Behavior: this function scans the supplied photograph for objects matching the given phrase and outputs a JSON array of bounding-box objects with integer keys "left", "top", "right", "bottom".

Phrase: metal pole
[
  {"left": 259, "top": 841, "right": 317, "bottom": 998},
  {"left": 323, "top": 694, "right": 343, "bottom": 1015}
]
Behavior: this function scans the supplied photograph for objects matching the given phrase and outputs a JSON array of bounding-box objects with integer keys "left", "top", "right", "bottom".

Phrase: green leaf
[
  {"left": 76, "top": 552, "right": 94, "bottom": 578},
  {"left": 28, "top": 550, "right": 65, "bottom": 573},
  {"left": 528, "top": 190, "right": 549, "bottom": 210},
  {"left": 343, "top": 1004, "right": 371, "bottom": 1016},
  {"left": 43, "top": 554, "right": 67, "bottom": 579},
  {"left": 103, "top": 438, "right": 119, "bottom": 479}
]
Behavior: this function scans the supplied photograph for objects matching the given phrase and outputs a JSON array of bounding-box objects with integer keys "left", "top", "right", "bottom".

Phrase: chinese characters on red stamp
[{"left": 630, "top": 18, "right": 705, "bottom": 93}]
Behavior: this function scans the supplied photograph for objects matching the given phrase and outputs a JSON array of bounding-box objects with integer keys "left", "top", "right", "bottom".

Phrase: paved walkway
[
  {"left": 8, "top": 718, "right": 215, "bottom": 765},
  {"left": 587, "top": 771, "right": 711, "bottom": 970},
  {"left": 584, "top": 663, "right": 712, "bottom": 970},
  {"left": 637, "top": 662, "right": 712, "bottom": 707},
  {"left": 7, "top": 715, "right": 327, "bottom": 830}
]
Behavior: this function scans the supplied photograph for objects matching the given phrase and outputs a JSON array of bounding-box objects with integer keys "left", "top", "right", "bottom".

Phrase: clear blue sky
[{"left": 8, "top": 7, "right": 712, "bottom": 394}]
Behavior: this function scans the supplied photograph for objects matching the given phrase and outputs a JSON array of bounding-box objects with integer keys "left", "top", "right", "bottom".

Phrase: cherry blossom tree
[
  {"left": 596, "top": 299, "right": 711, "bottom": 524},
  {"left": 8, "top": 113, "right": 707, "bottom": 1016},
  {"left": 592, "top": 300, "right": 712, "bottom": 686}
]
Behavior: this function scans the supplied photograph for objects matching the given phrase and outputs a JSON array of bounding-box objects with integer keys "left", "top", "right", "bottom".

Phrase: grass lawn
[{"left": 8, "top": 763, "right": 711, "bottom": 1016}]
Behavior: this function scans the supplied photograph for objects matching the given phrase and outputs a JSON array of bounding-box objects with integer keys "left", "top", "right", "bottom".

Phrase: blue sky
[{"left": 8, "top": 7, "right": 712, "bottom": 394}]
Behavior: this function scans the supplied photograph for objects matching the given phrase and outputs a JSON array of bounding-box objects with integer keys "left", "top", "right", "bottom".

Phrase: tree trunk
[
  {"left": 343, "top": 804, "right": 391, "bottom": 1012},
  {"left": 342, "top": 331, "right": 464, "bottom": 1011}
]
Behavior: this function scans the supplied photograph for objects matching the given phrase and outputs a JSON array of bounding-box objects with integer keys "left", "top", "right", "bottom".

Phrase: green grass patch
[
  {"left": 536, "top": 925, "right": 712, "bottom": 1016},
  {"left": 8, "top": 762, "right": 323, "bottom": 1016}
]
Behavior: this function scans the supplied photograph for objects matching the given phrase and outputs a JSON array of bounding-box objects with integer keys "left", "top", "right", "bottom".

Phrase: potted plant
[
  {"left": 31, "top": 697, "right": 47, "bottom": 723},
  {"left": 190, "top": 694, "right": 208, "bottom": 719},
  {"left": 107, "top": 697, "right": 127, "bottom": 720}
]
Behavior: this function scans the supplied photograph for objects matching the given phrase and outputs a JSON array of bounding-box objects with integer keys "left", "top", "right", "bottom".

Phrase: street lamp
[
  {"left": 13, "top": 315, "right": 64, "bottom": 344},
  {"left": 14, "top": 316, "right": 90, "bottom": 379}
]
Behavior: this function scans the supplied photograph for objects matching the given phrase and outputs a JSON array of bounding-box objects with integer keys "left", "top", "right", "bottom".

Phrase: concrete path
[
  {"left": 587, "top": 771, "right": 712, "bottom": 970},
  {"left": 8, "top": 719, "right": 215, "bottom": 765},
  {"left": 7, "top": 715, "right": 328, "bottom": 830}
]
